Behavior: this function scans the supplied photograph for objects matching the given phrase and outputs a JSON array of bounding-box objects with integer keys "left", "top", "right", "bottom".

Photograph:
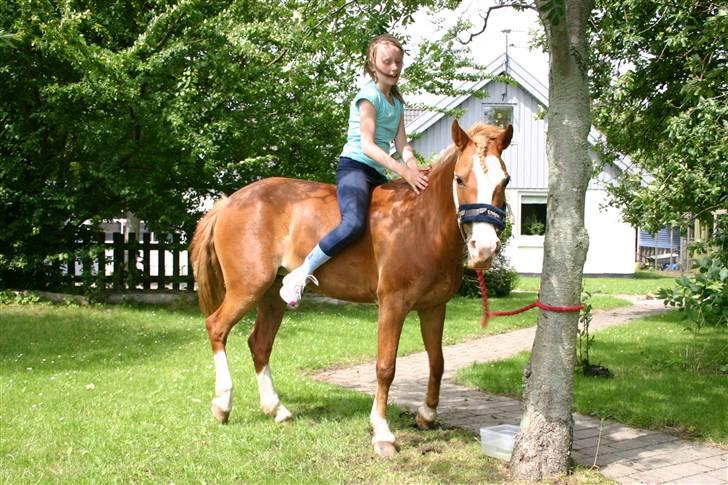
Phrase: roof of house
[
  {"left": 405, "top": 52, "right": 606, "bottom": 148},
  {"left": 406, "top": 54, "right": 543, "bottom": 134}
]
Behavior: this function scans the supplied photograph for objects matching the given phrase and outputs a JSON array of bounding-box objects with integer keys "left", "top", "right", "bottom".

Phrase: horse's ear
[
  {"left": 497, "top": 124, "right": 514, "bottom": 151},
  {"left": 451, "top": 119, "right": 470, "bottom": 151}
]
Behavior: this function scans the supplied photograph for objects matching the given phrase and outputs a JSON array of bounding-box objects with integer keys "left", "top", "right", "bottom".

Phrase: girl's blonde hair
[{"left": 364, "top": 34, "right": 405, "bottom": 103}]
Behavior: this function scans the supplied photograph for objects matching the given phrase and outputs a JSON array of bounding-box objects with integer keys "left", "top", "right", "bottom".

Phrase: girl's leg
[
  {"left": 280, "top": 162, "right": 385, "bottom": 307},
  {"left": 319, "top": 164, "right": 381, "bottom": 255}
]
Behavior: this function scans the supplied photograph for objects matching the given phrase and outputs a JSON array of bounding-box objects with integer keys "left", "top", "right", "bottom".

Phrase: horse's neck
[
  {"left": 422, "top": 156, "right": 456, "bottom": 210},
  {"left": 414, "top": 157, "right": 462, "bottom": 253}
]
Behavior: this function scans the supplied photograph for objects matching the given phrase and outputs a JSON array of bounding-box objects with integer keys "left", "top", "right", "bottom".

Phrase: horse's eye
[{"left": 455, "top": 175, "right": 465, "bottom": 187}]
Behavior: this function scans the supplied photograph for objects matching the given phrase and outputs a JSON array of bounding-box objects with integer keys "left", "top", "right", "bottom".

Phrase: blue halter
[{"left": 457, "top": 203, "right": 507, "bottom": 232}]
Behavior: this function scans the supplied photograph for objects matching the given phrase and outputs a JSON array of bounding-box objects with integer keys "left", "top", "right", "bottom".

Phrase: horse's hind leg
[
  {"left": 248, "top": 280, "right": 292, "bottom": 423},
  {"left": 416, "top": 304, "right": 446, "bottom": 430},
  {"left": 206, "top": 296, "right": 257, "bottom": 423}
]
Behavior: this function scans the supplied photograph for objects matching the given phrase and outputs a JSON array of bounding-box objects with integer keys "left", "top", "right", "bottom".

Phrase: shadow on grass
[
  {"left": 236, "top": 384, "right": 479, "bottom": 447},
  {"left": 230, "top": 384, "right": 509, "bottom": 482}
]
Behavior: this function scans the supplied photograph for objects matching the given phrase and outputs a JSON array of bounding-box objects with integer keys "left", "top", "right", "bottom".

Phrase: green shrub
[
  {"left": 657, "top": 256, "right": 728, "bottom": 328},
  {"left": 0, "top": 291, "right": 42, "bottom": 305},
  {"left": 522, "top": 214, "right": 545, "bottom": 236},
  {"left": 458, "top": 252, "right": 519, "bottom": 298}
]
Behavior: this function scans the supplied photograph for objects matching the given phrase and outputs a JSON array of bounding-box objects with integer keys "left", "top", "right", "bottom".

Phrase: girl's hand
[{"left": 404, "top": 166, "right": 428, "bottom": 194}]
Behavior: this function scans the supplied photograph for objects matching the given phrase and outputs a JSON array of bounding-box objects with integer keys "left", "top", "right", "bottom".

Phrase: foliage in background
[
  {"left": 658, "top": 257, "right": 728, "bottom": 329},
  {"left": 590, "top": 0, "right": 727, "bottom": 242},
  {"left": 591, "top": 0, "right": 727, "bottom": 336},
  {"left": 690, "top": 214, "right": 728, "bottom": 268},
  {"left": 658, "top": 215, "right": 728, "bottom": 329},
  {"left": 0, "top": 290, "right": 42, "bottom": 305},
  {"left": 459, "top": 254, "right": 519, "bottom": 298},
  {"left": 1, "top": 0, "right": 488, "bottom": 290},
  {"left": 521, "top": 214, "right": 545, "bottom": 236}
]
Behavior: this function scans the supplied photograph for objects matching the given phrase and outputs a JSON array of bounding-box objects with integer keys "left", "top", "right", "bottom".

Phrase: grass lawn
[
  {"left": 516, "top": 270, "right": 677, "bottom": 296},
  {"left": 0, "top": 274, "right": 658, "bottom": 483},
  {"left": 1, "top": 295, "right": 618, "bottom": 484},
  {"left": 457, "top": 311, "right": 728, "bottom": 446}
]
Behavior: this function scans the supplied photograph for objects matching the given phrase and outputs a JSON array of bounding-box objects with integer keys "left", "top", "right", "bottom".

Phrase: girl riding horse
[{"left": 279, "top": 34, "right": 428, "bottom": 309}]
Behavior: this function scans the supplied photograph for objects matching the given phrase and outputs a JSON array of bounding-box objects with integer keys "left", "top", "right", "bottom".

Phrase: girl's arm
[{"left": 359, "top": 100, "right": 428, "bottom": 193}]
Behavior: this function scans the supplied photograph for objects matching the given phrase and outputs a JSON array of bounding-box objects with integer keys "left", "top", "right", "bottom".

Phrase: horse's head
[{"left": 451, "top": 120, "right": 512, "bottom": 270}]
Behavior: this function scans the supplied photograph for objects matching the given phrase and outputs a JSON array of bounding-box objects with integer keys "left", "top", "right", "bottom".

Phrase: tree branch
[
  {"left": 129, "top": 1, "right": 189, "bottom": 57},
  {"left": 458, "top": 2, "right": 536, "bottom": 45}
]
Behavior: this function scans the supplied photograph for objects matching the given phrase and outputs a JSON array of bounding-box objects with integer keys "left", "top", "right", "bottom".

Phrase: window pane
[
  {"left": 483, "top": 105, "right": 513, "bottom": 128},
  {"left": 521, "top": 203, "right": 547, "bottom": 235}
]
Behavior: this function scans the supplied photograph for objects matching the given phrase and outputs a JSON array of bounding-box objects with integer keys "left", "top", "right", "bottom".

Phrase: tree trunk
[{"left": 510, "top": 0, "right": 594, "bottom": 479}]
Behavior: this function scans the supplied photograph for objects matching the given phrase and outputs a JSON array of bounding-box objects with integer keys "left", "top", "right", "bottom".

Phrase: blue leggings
[{"left": 319, "top": 157, "right": 388, "bottom": 256}]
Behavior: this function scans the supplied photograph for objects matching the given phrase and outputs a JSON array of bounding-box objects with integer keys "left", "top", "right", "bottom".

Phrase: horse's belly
[{"left": 314, "top": 245, "right": 379, "bottom": 303}]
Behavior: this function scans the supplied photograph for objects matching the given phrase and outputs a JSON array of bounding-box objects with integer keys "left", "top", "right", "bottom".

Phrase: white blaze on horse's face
[
  {"left": 451, "top": 120, "right": 513, "bottom": 269},
  {"left": 467, "top": 153, "right": 507, "bottom": 268}
]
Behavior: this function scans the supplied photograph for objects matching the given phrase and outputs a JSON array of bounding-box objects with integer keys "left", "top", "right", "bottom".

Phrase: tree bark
[{"left": 510, "top": 0, "right": 595, "bottom": 479}]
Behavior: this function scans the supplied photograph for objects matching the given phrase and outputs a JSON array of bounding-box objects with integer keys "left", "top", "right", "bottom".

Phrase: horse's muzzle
[
  {"left": 467, "top": 256, "right": 493, "bottom": 271},
  {"left": 466, "top": 238, "right": 500, "bottom": 269}
]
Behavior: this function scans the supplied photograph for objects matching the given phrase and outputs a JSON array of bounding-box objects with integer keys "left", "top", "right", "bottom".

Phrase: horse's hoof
[
  {"left": 211, "top": 404, "right": 230, "bottom": 424},
  {"left": 415, "top": 412, "right": 435, "bottom": 430},
  {"left": 274, "top": 405, "right": 294, "bottom": 423},
  {"left": 372, "top": 441, "right": 397, "bottom": 458}
]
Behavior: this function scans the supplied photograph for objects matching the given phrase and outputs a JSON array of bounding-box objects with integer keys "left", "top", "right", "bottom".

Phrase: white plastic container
[{"left": 480, "top": 424, "right": 519, "bottom": 460}]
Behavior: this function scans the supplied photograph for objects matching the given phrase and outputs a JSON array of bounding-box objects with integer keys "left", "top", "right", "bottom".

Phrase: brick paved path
[{"left": 315, "top": 297, "right": 728, "bottom": 484}]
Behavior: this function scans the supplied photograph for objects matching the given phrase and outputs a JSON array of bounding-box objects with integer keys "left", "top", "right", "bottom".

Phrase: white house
[{"left": 405, "top": 53, "right": 636, "bottom": 275}]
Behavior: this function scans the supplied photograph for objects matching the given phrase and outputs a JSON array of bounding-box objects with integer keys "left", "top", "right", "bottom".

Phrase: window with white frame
[
  {"left": 520, "top": 194, "right": 547, "bottom": 236},
  {"left": 483, "top": 104, "right": 514, "bottom": 129}
]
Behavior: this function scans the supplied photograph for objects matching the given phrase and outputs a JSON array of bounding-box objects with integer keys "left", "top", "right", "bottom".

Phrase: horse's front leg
[
  {"left": 415, "top": 304, "right": 446, "bottom": 430},
  {"left": 371, "top": 300, "right": 408, "bottom": 458}
]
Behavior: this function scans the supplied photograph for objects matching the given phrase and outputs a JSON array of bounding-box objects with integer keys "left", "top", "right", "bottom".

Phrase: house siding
[
  {"left": 406, "top": 55, "right": 635, "bottom": 275},
  {"left": 639, "top": 227, "right": 681, "bottom": 250},
  {"left": 410, "top": 82, "right": 548, "bottom": 190}
]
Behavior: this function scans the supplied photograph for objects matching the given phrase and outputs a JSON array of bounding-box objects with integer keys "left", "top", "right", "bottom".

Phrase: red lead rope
[{"left": 475, "top": 270, "right": 584, "bottom": 328}]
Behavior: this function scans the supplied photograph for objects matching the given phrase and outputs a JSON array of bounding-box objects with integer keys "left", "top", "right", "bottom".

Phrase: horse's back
[
  {"left": 229, "top": 177, "right": 336, "bottom": 209},
  {"left": 213, "top": 177, "right": 338, "bottom": 266}
]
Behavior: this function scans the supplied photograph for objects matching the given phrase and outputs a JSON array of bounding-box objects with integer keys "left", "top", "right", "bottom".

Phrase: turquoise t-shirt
[{"left": 340, "top": 81, "right": 404, "bottom": 177}]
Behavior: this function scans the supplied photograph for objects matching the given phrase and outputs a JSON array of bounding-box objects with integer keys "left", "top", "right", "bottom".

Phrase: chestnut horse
[{"left": 190, "top": 120, "right": 512, "bottom": 457}]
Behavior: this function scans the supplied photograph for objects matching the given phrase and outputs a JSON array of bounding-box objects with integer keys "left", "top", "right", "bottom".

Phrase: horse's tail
[{"left": 190, "top": 196, "right": 230, "bottom": 316}]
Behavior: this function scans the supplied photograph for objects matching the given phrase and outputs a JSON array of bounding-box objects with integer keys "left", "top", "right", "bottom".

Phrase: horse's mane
[{"left": 387, "top": 122, "right": 506, "bottom": 189}]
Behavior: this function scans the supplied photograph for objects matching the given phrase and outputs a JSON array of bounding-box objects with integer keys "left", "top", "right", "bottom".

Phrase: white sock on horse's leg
[
  {"left": 370, "top": 399, "right": 396, "bottom": 444},
  {"left": 212, "top": 351, "right": 233, "bottom": 413},
  {"left": 417, "top": 404, "right": 437, "bottom": 423},
  {"left": 256, "top": 365, "right": 293, "bottom": 422}
]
